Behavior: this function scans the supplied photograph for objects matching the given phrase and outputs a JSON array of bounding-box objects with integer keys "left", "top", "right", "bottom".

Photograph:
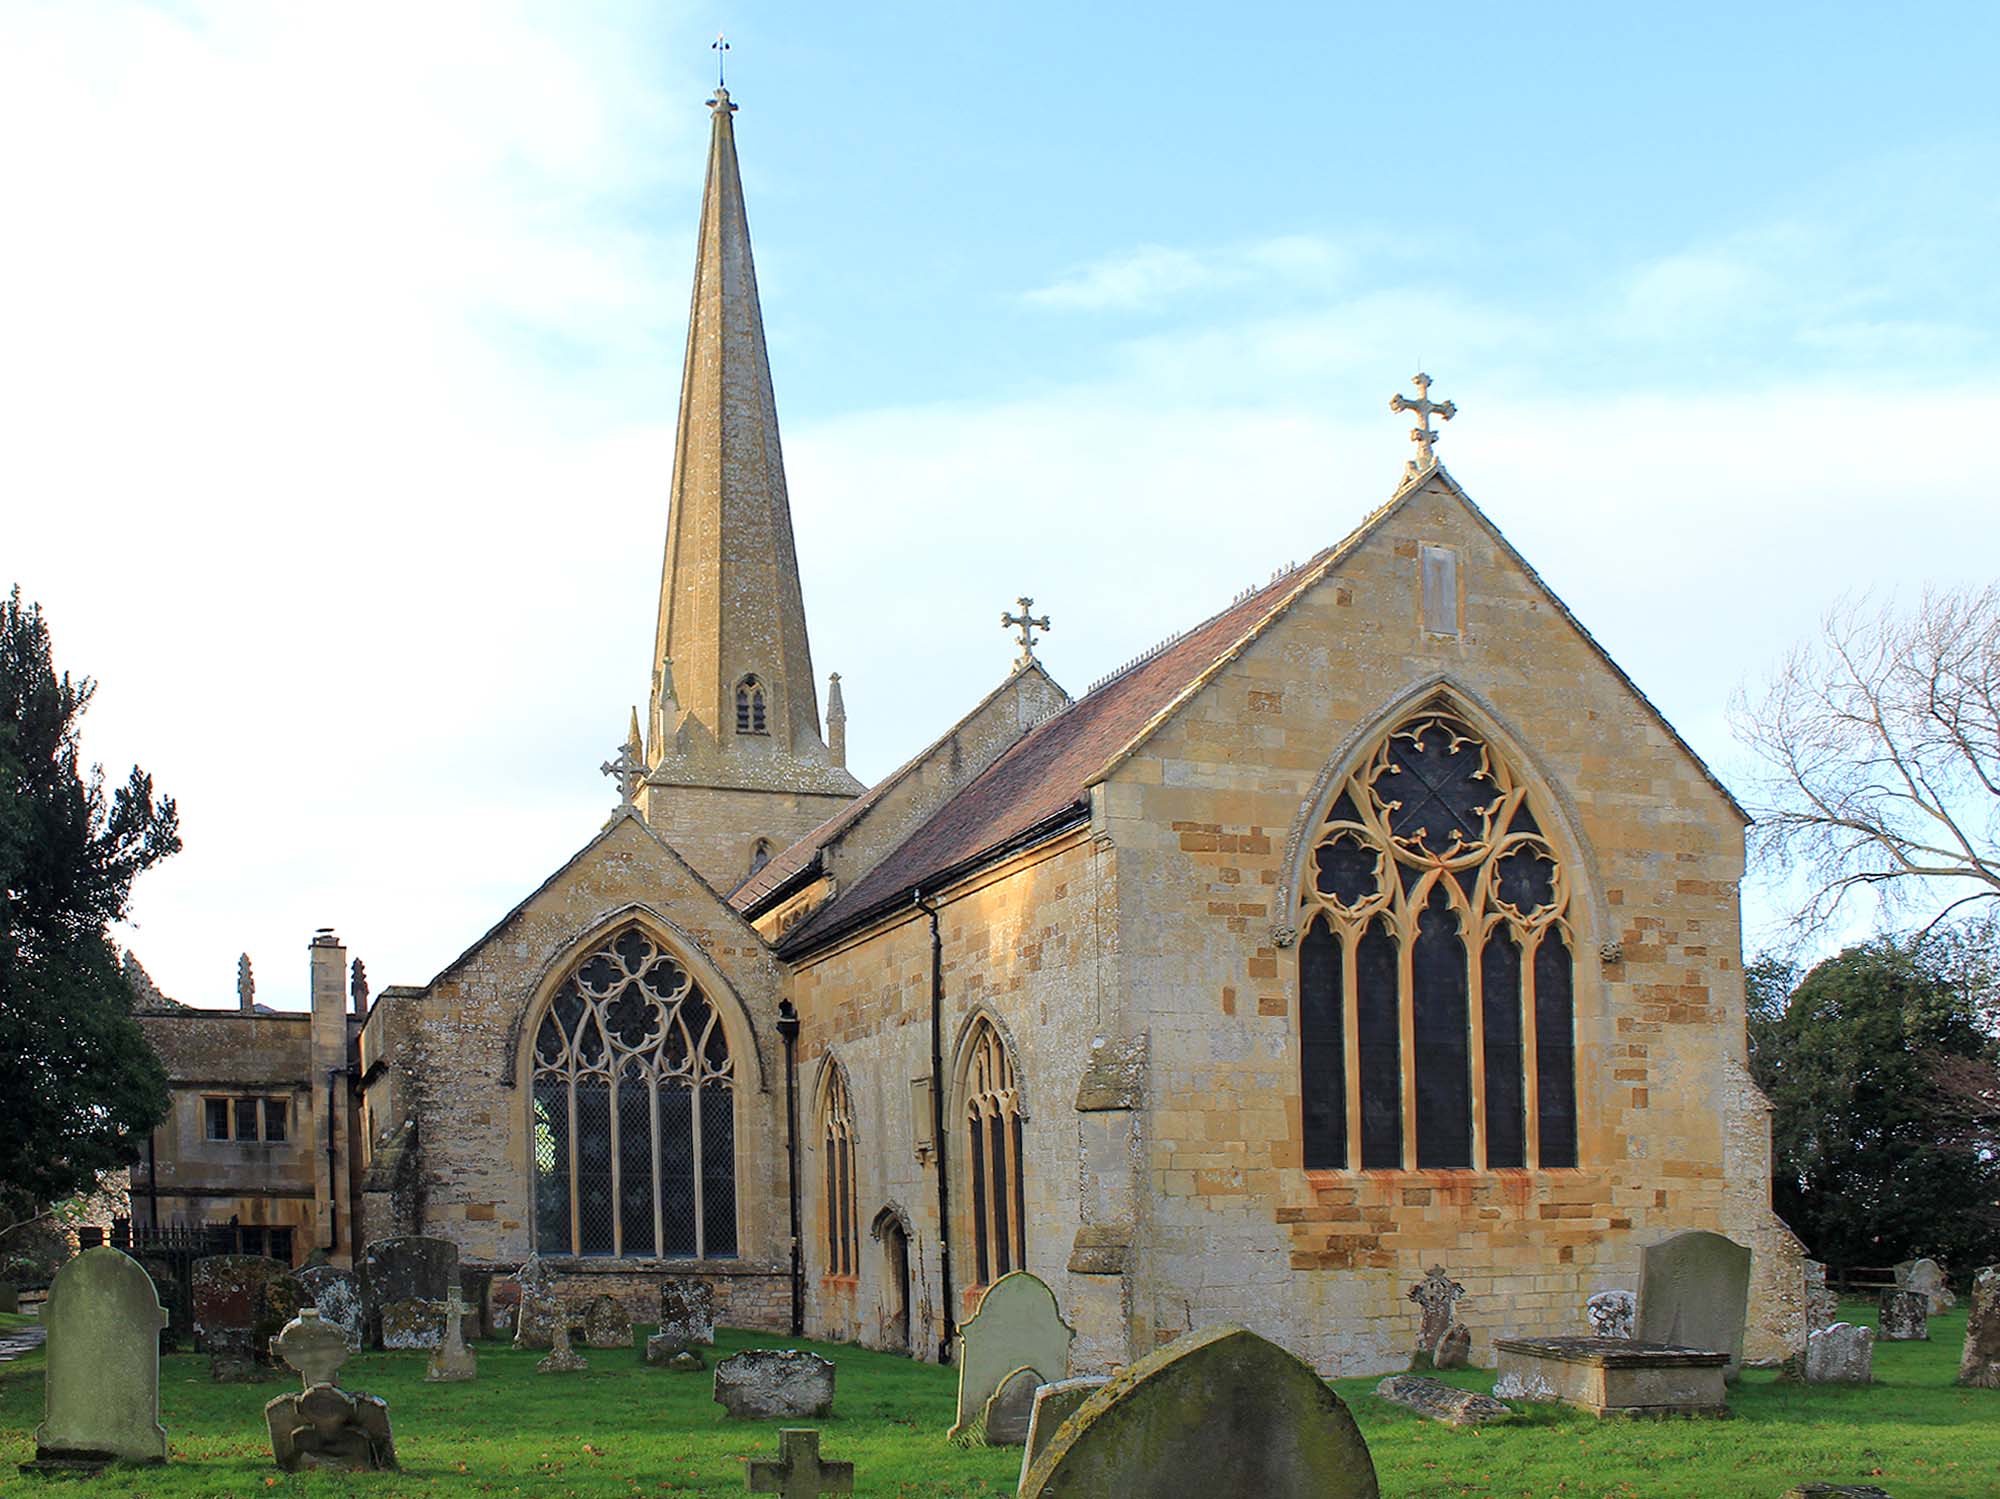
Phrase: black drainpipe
[
  {"left": 915, "top": 889, "right": 955, "bottom": 1365},
  {"left": 325, "top": 1070, "right": 342, "bottom": 1255},
  {"left": 776, "top": 1000, "right": 803, "bottom": 1336}
]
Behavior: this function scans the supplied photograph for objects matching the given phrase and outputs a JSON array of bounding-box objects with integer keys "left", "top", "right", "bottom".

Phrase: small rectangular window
[
  {"left": 1421, "top": 545, "right": 1459, "bottom": 635},
  {"left": 234, "top": 1097, "right": 260, "bottom": 1142},
  {"left": 205, "top": 1098, "right": 230, "bottom": 1141},
  {"left": 268, "top": 1227, "right": 294, "bottom": 1265},
  {"left": 264, "top": 1098, "right": 288, "bottom": 1143}
]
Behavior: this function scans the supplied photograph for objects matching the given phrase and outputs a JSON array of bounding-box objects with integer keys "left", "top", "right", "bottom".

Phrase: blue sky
[{"left": 3, "top": 2, "right": 1995, "bottom": 1004}]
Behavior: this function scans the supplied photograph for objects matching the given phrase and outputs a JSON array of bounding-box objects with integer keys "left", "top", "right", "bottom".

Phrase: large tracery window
[
  {"left": 963, "top": 1019, "right": 1026, "bottom": 1286},
  {"left": 821, "top": 1066, "right": 858, "bottom": 1278},
  {"left": 1297, "top": 710, "right": 1578, "bottom": 1172},
  {"left": 531, "top": 927, "right": 738, "bottom": 1258}
]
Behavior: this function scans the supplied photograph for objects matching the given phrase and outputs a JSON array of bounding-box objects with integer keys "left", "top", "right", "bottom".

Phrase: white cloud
[{"left": 1022, "top": 234, "right": 1354, "bottom": 312}]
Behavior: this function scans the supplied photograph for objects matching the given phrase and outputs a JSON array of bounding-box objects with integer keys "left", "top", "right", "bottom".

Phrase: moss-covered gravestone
[
  {"left": 949, "top": 1271, "right": 1073, "bottom": 1440},
  {"left": 1635, "top": 1230, "right": 1752, "bottom": 1379},
  {"left": 25, "top": 1247, "right": 169, "bottom": 1474},
  {"left": 359, "top": 1235, "right": 458, "bottom": 1349},
  {"left": 1019, "top": 1326, "right": 1378, "bottom": 1499},
  {"left": 191, "top": 1254, "right": 305, "bottom": 1381}
]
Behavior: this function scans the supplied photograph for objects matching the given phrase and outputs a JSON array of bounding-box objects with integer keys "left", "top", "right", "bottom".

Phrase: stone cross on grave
[
  {"left": 748, "top": 1428, "right": 853, "bottom": 1499},
  {"left": 272, "top": 1307, "right": 351, "bottom": 1390},
  {"left": 1001, "top": 597, "right": 1052, "bottom": 668},
  {"left": 1390, "top": 371, "right": 1456, "bottom": 477}
]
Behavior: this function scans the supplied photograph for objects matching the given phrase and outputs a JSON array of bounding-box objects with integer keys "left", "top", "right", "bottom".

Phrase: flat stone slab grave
[{"left": 1492, "top": 1337, "right": 1730, "bottom": 1418}]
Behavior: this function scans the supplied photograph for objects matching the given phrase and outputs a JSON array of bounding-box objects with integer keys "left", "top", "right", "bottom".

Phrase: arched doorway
[{"left": 878, "top": 1213, "right": 911, "bottom": 1351}]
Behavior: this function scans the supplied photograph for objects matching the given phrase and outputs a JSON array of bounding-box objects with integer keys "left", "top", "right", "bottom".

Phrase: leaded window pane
[
  {"left": 661, "top": 1083, "right": 697, "bottom": 1256},
  {"left": 1412, "top": 886, "right": 1471, "bottom": 1169},
  {"left": 1481, "top": 932, "right": 1526, "bottom": 1169},
  {"left": 575, "top": 1078, "right": 614, "bottom": 1256},
  {"left": 1356, "top": 920, "right": 1402, "bottom": 1169},
  {"left": 617, "top": 1069, "right": 656, "bottom": 1258},
  {"left": 701, "top": 1081, "right": 737, "bottom": 1258},
  {"left": 1535, "top": 933, "right": 1578, "bottom": 1168},
  {"left": 532, "top": 1080, "right": 570, "bottom": 1248},
  {"left": 1299, "top": 919, "right": 1346, "bottom": 1169}
]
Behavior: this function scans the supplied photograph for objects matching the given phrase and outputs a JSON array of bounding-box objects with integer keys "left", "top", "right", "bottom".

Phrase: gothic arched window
[
  {"left": 1297, "top": 710, "right": 1577, "bottom": 1172},
  {"left": 821, "top": 1065, "right": 858, "bottom": 1278},
  {"left": 962, "top": 1019, "right": 1025, "bottom": 1285},
  {"left": 735, "top": 676, "right": 768, "bottom": 735},
  {"left": 530, "top": 927, "right": 738, "bottom": 1258}
]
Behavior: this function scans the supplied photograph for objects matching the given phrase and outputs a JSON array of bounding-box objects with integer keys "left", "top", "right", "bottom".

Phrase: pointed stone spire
[{"left": 826, "top": 672, "right": 847, "bottom": 769}]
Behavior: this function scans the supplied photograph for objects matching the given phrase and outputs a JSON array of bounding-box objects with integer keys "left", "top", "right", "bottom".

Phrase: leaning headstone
[
  {"left": 1804, "top": 1260, "right": 1840, "bottom": 1332},
  {"left": 23, "top": 1247, "right": 168, "bottom": 1474},
  {"left": 1877, "top": 1289, "right": 1929, "bottom": 1341},
  {"left": 1901, "top": 1258, "right": 1953, "bottom": 1313},
  {"left": 295, "top": 1266, "right": 363, "bottom": 1348},
  {"left": 1018, "top": 1376, "right": 1107, "bottom": 1490},
  {"left": 1374, "top": 1374, "right": 1514, "bottom": 1426},
  {"left": 950, "top": 1271, "right": 1074, "bottom": 1440},
  {"left": 192, "top": 1254, "right": 306, "bottom": 1380},
  {"left": 261, "top": 1305, "right": 398, "bottom": 1472},
  {"left": 1020, "top": 1326, "right": 1378, "bottom": 1499},
  {"left": 1635, "top": 1229, "right": 1753, "bottom": 1378},
  {"left": 425, "top": 1288, "right": 477, "bottom": 1383},
  {"left": 714, "top": 1349, "right": 837, "bottom": 1420},
  {"left": 747, "top": 1428, "right": 852, "bottom": 1497},
  {"left": 1956, "top": 1264, "right": 1999, "bottom": 1389},
  {"left": 1407, "top": 1265, "right": 1466, "bottom": 1366},
  {"left": 1804, "top": 1322, "right": 1874, "bottom": 1384},
  {"left": 512, "top": 1254, "right": 561, "bottom": 1350},
  {"left": 581, "top": 1292, "right": 631, "bottom": 1350},
  {"left": 1585, "top": 1289, "right": 1636, "bottom": 1339},
  {"left": 536, "top": 1318, "right": 588, "bottom": 1374},
  {"left": 980, "top": 1365, "right": 1045, "bottom": 1445},
  {"left": 358, "top": 1235, "right": 458, "bottom": 1348}
]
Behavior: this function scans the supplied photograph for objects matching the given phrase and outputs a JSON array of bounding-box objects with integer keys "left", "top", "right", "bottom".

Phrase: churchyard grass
[{"left": 0, "top": 1306, "right": 1993, "bottom": 1496}]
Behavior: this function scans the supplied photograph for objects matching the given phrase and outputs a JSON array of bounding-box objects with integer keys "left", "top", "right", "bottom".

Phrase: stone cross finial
[
  {"left": 237, "top": 952, "right": 254, "bottom": 1011},
  {"left": 1390, "top": 372, "right": 1456, "bottom": 477},
  {"left": 748, "top": 1428, "right": 854, "bottom": 1498},
  {"left": 601, "top": 727, "right": 647, "bottom": 813},
  {"left": 1002, "top": 597, "right": 1052, "bottom": 668}
]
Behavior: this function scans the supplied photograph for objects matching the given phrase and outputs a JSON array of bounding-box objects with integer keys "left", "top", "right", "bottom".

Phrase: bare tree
[{"left": 1733, "top": 584, "right": 1998, "bottom": 937}]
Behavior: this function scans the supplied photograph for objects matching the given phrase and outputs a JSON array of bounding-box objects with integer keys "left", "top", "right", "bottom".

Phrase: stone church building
[{"left": 137, "top": 87, "right": 1805, "bottom": 1375}]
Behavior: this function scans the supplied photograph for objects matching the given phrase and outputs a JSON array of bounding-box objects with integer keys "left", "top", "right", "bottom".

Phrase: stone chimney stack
[
  {"left": 827, "top": 672, "right": 847, "bottom": 770},
  {"left": 308, "top": 928, "right": 353, "bottom": 1264},
  {"left": 309, "top": 929, "right": 345, "bottom": 1017}
]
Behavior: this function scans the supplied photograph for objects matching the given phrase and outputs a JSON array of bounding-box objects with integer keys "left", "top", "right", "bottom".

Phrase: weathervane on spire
[
  {"left": 1390, "top": 372, "right": 1456, "bottom": 479},
  {"left": 1002, "top": 597, "right": 1052, "bottom": 668},
  {"left": 712, "top": 32, "right": 730, "bottom": 88}
]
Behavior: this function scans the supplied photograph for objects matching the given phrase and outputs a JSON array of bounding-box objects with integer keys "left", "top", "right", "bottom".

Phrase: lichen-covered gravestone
[
  {"left": 1585, "top": 1289, "right": 1636, "bottom": 1339},
  {"left": 1020, "top": 1326, "right": 1379, "bottom": 1499},
  {"left": 1804, "top": 1322, "right": 1873, "bottom": 1384},
  {"left": 652, "top": 1277, "right": 715, "bottom": 1354},
  {"left": 1408, "top": 1266, "right": 1466, "bottom": 1367},
  {"left": 264, "top": 1316, "right": 399, "bottom": 1481},
  {"left": 1017, "top": 1377, "right": 1107, "bottom": 1491},
  {"left": 25, "top": 1247, "right": 169, "bottom": 1473},
  {"left": 1374, "top": 1374, "right": 1514, "bottom": 1426},
  {"left": 192, "top": 1255, "right": 306, "bottom": 1380},
  {"left": 581, "top": 1293, "right": 631, "bottom": 1349},
  {"left": 537, "top": 1318, "right": 589, "bottom": 1374},
  {"left": 425, "top": 1288, "right": 477, "bottom": 1382},
  {"left": 714, "top": 1350, "right": 837, "bottom": 1419},
  {"left": 294, "top": 1266, "right": 363, "bottom": 1348},
  {"left": 359, "top": 1235, "right": 458, "bottom": 1349},
  {"left": 511, "top": 1254, "right": 561, "bottom": 1350},
  {"left": 949, "top": 1271, "right": 1074, "bottom": 1440},
  {"left": 1635, "top": 1230, "right": 1753, "bottom": 1379},
  {"left": 1878, "top": 1288, "right": 1929, "bottom": 1341},
  {"left": 1956, "top": 1264, "right": 2000, "bottom": 1389},
  {"left": 747, "top": 1428, "right": 852, "bottom": 1498},
  {"left": 1901, "top": 1258, "right": 1953, "bottom": 1312}
]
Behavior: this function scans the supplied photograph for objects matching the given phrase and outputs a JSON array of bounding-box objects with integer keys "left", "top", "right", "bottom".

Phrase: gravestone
[
  {"left": 1877, "top": 1289, "right": 1929, "bottom": 1341},
  {"left": 714, "top": 1350, "right": 837, "bottom": 1419},
  {"left": 1374, "top": 1374, "right": 1514, "bottom": 1426},
  {"left": 295, "top": 1266, "right": 362, "bottom": 1348},
  {"left": 1804, "top": 1260, "right": 1840, "bottom": 1332},
  {"left": 1635, "top": 1230, "right": 1752, "bottom": 1378},
  {"left": 536, "top": 1318, "right": 588, "bottom": 1374},
  {"left": 270, "top": 1307, "right": 350, "bottom": 1387},
  {"left": 512, "top": 1254, "right": 560, "bottom": 1350},
  {"left": 379, "top": 1296, "right": 446, "bottom": 1350},
  {"left": 359, "top": 1235, "right": 458, "bottom": 1348},
  {"left": 1956, "top": 1264, "right": 1999, "bottom": 1389},
  {"left": 487, "top": 1273, "right": 522, "bottom": 1339},
  {"left": 1433, "top": 1324, "right": 1470, "bottom": 1369},
  {"left": 1901, "top": 1258, "right": 1953, "bottom": 1312},
  {"left": 136, "top": 1257, "right": 187, "bottom": 1349},
  {"left": 0, "top": 1283, "right": 18, "bottom": 1315},
  {"left": 1804, "top": 1322, "right": 1873, "bottom": 1384},
  {"left": 1785, "top": 1488, "right": 1893, "bottom": 1499},
  {"left": 1020, "top": 1326, "right": 1378, "bottom": 1499},
  {"left": 1492, "top": 1336, "right": 1729, "bottom": 1417},
  {"left": 261, "top": 1303, "right": 398, "bottom": 1472},
  {"left": 980, "top": 1365, "right": 1044, "bottom": 1445},
  {"left": 1585, "top": 1289, "right": 1636, "bottom": 1339},
  {"left": 748, "top": 1428, "right": 852, "bottom": 1498},
  {"left": 192, "top": 1254, "right": 306, "bottom": 1380},
  {"left": 1018, "top": 1376, "right": 1107, "bottom": 1490},
  {"left": 950, "top": 1271, "right": 1074, "bottom": 1440},
  {"left": 24, "top": 1247, "right": 168, "bottom": 1473},
  {"left": 581, "top": 1292, "right": 631, "bottom": 1350},
  {"left": 657, "top": 1278, "right": 715, "bottom": 1347},
  {"left": 1407, "top": 1265, "right": 1466, "bottom": 1365},
  {"left": 425, "top": 1288, "right": 477, "bottom": 1382},
  {"left": 668, "top": 1348, "right": 705, "bottom": 1372}
]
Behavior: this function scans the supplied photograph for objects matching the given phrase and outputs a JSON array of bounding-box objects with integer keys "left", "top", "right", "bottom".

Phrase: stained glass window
[
  {"left": 529, "top": 927, "right": 736, "bottom": 1258},
  {"left": 963, "top": 1020, "right": 1025, "bottom": 1286},
  {"left": 821, "top": 1066, "right": 858, "bottom": 1277}
]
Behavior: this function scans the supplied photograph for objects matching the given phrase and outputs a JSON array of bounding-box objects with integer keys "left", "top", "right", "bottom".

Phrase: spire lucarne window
[
  {"left": 1297, "top": 709, "right": 1577, "bottom": 1172},
  {"left": 735, "top": 677, "right": 768, "bottom": 735},
  {"left": 531, "top": 927, "right": 738, "bottom": 1258}
]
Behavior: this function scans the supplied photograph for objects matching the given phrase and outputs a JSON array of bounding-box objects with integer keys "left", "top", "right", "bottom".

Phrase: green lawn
[{"left": 0, "top": 1306, "right": 1991, "bottom": 1497}]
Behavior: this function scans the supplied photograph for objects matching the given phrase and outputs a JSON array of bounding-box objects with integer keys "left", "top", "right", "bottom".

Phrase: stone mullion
[
  {"left": 609, "top": 1070, "right": 624, "bottom": 1260},
  {"left": 1395, "top": 872, "right": 1425, "bottom": 1171},
  {"left": 1521, "top": 926, "right": 1544, "bottom": 1169},
  {"left": 1340, "top": 921, "right": 1362, "bottom": 1172},
  {"left": 1467, "top": 896, "right": 1491, "bottom": 1172},
  {"left": 651, "top": 1076, "right": 666, "bottom": 1263},
  {"left": 565, "top": 1072, "right": 581, "bottom": 1256},
  {"left": 690, "top": 1067, "right": 707, "bottom": 1261}
]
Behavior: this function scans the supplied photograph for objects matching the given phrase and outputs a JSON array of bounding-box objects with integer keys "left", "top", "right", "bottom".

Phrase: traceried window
[
  {"left": 963, "top": 1020, "right": 1026, "bottom": 1285},
  {"left": 1297, "top": 709, "right": 1577, "bottom": 1172},
  {"left": 735, "top": 676, "right": 768, "bottom": 735},
  {"left": 530, "top": 927, "right": 738, "bottom": 1259},
  {"left": 821, "top": 1066, "right": 858, "bottom": 1278}
]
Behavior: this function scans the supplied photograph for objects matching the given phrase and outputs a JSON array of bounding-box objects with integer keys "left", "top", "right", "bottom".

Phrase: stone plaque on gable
[
  {"left": 192, "top": 1255, "right": 306, "bottom": 1380},
  {"left": 950, "top": 1271, "right": 1074, "bottom": 1440},
  {"left": 1020, "top": 1326, "right": 1379, "bottom": 1499},
  {"left": 1635, "top": 1230, "right": 1752, "bottom": 1378},
  {"left": 359, "top": 1235, "right": 459, "bottom": 1349},
  {"left": 28, "top": 1247, "right": 169, "bottom": 1471}
]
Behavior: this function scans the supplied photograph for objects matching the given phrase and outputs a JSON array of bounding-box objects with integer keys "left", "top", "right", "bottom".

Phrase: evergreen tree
[
  {"left": 0, "top": 587, "right": 178, "bottom": 1238},
  {"left": 1748, "top": 938, "right": 2000, "bottom": 1272}
]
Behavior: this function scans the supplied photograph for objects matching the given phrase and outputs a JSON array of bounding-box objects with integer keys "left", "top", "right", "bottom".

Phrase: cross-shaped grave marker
[
  {"left": 747, "top": 1428, "right": 853, "bottom": 1498},
  {"left": 1001, "top": 597, "right": 1052, "bottom": 668},
  {"left": 1389, "top": 371, "right": 1456, "bottom": 476}
]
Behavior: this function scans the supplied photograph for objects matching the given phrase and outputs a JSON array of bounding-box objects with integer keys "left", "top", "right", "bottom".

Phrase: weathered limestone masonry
[
  {"left": 355, "top": 811, "right": 790, "bottom": 1329},
  {"left": 1097, "top": 471, "right": 1803, "bottom": 1371}
]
